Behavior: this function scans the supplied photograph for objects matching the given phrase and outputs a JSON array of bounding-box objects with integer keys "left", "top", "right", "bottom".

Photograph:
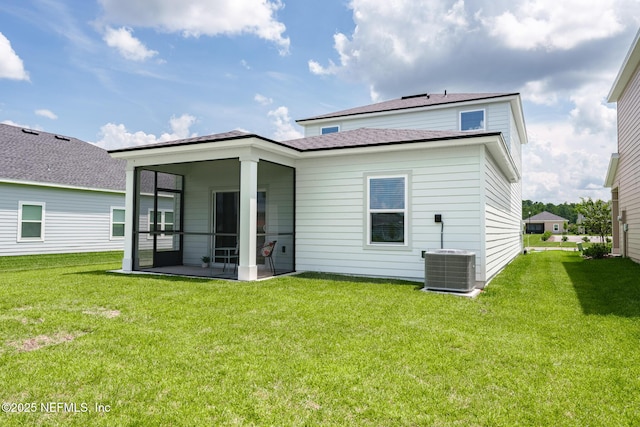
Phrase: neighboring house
[
  {"left": 110, "top": 92, "right": 528, "bottom": 288},
  {"left": 605, "top": 28, "right": 640, "bottom": 261},
  {"left": 523, "top": 211, "right": 568, "bottom": 234},
  {"left": 0, "top": 124, "right": 126, "bottom": 256}
]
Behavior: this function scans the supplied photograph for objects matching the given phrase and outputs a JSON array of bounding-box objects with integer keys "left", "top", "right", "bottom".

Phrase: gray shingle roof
[
  {"left": 108, "top": 129, "right": 256, "bottom": 153},
  {"left": 109, "top": 127, "right": 500, "bottom": 155},
  {"left": 297, "top": 92, "right": 519, "bottom": 122},
  {"left": 526, "top": 211, "right": 568, "bottom": 222},
  {"left": 0, "top": 123, "right": 126, "bottom": 191},
  {"left": 280, "top": 127, "right": 500, "bottom": 151}
]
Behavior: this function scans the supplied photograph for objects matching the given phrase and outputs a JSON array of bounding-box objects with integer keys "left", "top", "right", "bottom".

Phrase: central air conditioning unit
[{"left": 424, "top": 249, "right": 476, "bottom": 292}]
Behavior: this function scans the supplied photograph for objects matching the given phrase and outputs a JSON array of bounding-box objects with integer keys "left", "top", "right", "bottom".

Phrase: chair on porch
[
  {"left": 233, "top": 240, "right": 277, "bottom": 276},
  {"left": 260, "top": 240, "right": 277, "bottom": 275}
]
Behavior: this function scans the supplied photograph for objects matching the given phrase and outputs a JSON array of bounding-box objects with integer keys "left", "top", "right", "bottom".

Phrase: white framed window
[
  {"left": 148, "top": 209, "right": 174, "bottom": 238},
  {"left": 366, "top": 175, "right": 408, "bottom": 246},
  {"left": 111, "top": 207, "right": 126, "bottom": 240},
  {"left": 321, "top": 125, "right": 340, "bottom": 135},
  {"left": 460, "top": 109, "right": 485, "bottom": 131},
  {"left": 18, "top": 202, "right": 45, "bottom": 242},
  {"left": 553, "top": 223, "right": 559, "bottom": 232}
]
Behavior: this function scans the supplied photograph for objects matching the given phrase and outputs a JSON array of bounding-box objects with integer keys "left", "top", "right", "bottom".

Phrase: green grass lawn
[
  {"left": 523, "top": 233, "right": 603, "bottom": 248},
  {"left": 1, "top": 251, "right": 639, "bottom": 426}
]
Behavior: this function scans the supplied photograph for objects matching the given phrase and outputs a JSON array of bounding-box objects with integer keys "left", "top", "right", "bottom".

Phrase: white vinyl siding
[
  {"left": 302, "top": 101, "right": 513, "bottom": 139},
  {"left": 616, "top": 60, "right": 640, "bottom": 263},
  {"left": 483, "top": 148, "right": 522, "bottom": 282},
  {"left": 0, "top": 183, "right": 125, "bottom": 256},
  {"left": 296, "top": 146, "right": 484, "bottom": 281},
  {"left": 110, "top": 207, "right": 126, "bottom": 239},
  {"left": 17, "top": 202, "right": 45, "bottom": 242}
]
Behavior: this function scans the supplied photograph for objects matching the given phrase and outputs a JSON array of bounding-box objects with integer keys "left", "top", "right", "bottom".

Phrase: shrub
[
  {"left": 541, "top": 231, "right": 552, "bottom": 241},
  {"left": 562, "top": 235, "right": 568, "bottom": 242},
  {"left": 583, "top": 243, "right": 610, "bottom": 259},
  {"left": 582, "top": 236, "right": 591, "bottom": 243}
]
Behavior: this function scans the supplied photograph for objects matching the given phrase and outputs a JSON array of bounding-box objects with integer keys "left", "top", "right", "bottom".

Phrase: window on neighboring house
[
  {"left": 553, "top": 224, "right": 559, "bottom": 232},
  {"left": 148, "top": 210, "right": 174, "bottom": 238},
  {"left": 18, "top": 202, "right": 45, "bottom": 241},
  {"left": 321, "top": 125, "right": 340, "bottom": 135},
  {"left": 460, "top": 109, "right": 485, "bottom": 131},
  {"left": 111, "top": 207, "right": 126, "bottom": 239},
  {"left": 367, "top": 175, "right": 407, "bottom": 245}
]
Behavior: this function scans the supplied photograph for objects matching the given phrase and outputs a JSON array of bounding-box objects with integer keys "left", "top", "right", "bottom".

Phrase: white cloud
[
  {"left": 99, "top": 0, "right": 290, "bottom": 55},
  {"left": 267, "top": 106, "right": 303, "bottom": 141},
  {"left": 103, "top": 26, "right": 158, "bottom": 61},
  {"left": 308, "top": 59, "right": 337, "bottom": 76},
  {"left": 254, "top": 93, "right": 273, "bottom": 105},
  {"left": 306, "top": 0, "right": 639, "bottom": 203},
  {"left": 0, "top": 32, "right": 29, "bottom": 80},
  {"left": 523, "top": 121, "right": 613, "bottom": 203},
  {"left": 483, "top": 0, "right": 624, "bottom": 51},
  {"left": 35, "top": 109, "right": 58, "bottom": 120},
  {"left": 94, "top": 114, "right": 197, "bottom": 150}
]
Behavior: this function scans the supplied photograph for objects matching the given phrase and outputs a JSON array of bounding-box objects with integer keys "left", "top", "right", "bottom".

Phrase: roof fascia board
[
  {"left": 604, "top": 153, "right": 620, "bottom": 187},
  {"left": 609, "top": 29, "right": 640, "bottom": 102},
  {"left": 110, "top": 137, "right": 301, "bottom": 166},
  {"left": 0, "top": 178, "right": 125, "bottom": 194},
  {"left": 296, "top": 94, "right": 519, "bottom": 125},
  {"left": 508, "top": 95, "right": 529, "bottom": 145}
]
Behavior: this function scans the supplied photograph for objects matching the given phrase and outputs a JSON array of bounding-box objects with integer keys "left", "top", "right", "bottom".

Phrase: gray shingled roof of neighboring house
[
  {"left": 0, "top": 123, "right": 126, "bottom": 191},
  {"left": 525, "top": 211, "right": 569, "bottom": 222},
  {"left": 296, "top": 92, "right": 520, "bottom": 122},
  {"left": 109, "top": 127, "right": 501, "bottom": 155}
]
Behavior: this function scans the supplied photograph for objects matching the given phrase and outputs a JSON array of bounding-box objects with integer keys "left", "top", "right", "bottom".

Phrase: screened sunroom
[{"left": 109, "top": 132, "right": 296, "bottom": 280}]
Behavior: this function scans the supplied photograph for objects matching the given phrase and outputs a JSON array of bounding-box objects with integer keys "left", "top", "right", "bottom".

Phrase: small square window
[{"left": 460, "top": 110, "right": 485, "bottom": 131}]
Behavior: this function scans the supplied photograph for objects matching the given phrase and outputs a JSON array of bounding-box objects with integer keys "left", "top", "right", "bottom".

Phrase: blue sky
[{"left": 1, "top": 0, "right": 639, "bottom": 204}]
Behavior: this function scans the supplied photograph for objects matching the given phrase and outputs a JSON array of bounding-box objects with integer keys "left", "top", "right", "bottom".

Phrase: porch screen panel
[
  {"left": 135, "top": 169, "right": 156, "bottom": 268},
  {"left": 155, "top": 191, "right": 181, "bottom": 252},
  {"left": 257, "top": 161, "right": 295, "bottom": 275}
]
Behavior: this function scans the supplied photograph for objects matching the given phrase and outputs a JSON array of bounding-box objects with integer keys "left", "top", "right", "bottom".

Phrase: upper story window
[
  {"left": 460, "top": 109, "right": 485, "bottom": 131},
  {"left": 18, "top": 202, "right": 45, "bottom": 242},
  {"left": 321, "top": 125, "right": 340, "bottom": 135},
  {"left": 367, "top": 175, "right": 408, "bottom": 245}
]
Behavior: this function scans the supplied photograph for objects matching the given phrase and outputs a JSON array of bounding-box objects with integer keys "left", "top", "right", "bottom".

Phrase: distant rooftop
[
  {"left": 297, "top": 92, "right": 520, "bottom": 123},
  {"left": 0, "top": 123, "right": 126, "bottom": 191},
  {"left": 525, "top": 211, "right": 569, "bottom": 222}
]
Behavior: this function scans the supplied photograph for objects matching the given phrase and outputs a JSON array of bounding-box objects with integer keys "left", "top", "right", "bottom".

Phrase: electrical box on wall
[{"left": 434, "top": 214, "right": 442, "bottom": 223}]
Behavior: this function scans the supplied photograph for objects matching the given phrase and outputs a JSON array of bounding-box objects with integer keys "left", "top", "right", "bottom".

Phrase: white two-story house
[{"left": 110, "top": 92, "right": 527, "bottom": 288}]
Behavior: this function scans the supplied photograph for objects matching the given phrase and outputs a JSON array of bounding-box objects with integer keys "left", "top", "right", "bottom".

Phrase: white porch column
[
  {"left": 238, "top": 156, "right": 259, "bottom": 280},
  {"left": 122, "top": 165, "right": 136, "bottom": 271}
]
